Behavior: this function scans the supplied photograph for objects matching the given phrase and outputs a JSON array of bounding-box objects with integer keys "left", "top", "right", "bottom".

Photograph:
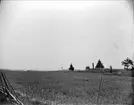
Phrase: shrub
[{"left": 85, "top": 66, "right": 90, "bottom": 71}]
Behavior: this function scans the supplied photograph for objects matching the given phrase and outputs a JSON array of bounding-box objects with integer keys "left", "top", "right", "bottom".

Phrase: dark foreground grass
[{"left": 1, "top": 70, "right": 133, "bottom": 105}]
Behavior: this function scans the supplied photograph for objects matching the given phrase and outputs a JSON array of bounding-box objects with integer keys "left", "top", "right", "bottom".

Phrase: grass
[{"left": 1, "top": 69, "right": 133, "bottom": 105}]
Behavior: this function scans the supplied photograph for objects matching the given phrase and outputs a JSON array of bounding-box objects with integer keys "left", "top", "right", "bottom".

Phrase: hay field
[{"left": 2, "top": 70, "right": 133, "bottom": 105}]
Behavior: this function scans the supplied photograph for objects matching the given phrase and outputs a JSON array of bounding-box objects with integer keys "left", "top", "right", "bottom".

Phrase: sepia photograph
[{"left": 0, "top": 0, "right": 134, "bottom": 105}]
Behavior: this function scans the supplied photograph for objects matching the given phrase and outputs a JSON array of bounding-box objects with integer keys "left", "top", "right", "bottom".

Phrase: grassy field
[{"left": 1, "top": 69, "right": 133, "bottom": 105}]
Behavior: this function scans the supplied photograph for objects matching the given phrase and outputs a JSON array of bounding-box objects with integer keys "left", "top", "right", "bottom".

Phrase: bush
[{"left": 85, "top": 66, "right": 90, "bottom": 71}]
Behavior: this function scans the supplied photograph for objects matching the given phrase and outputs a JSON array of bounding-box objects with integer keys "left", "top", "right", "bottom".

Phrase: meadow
[{"left": 1, "top": 69, "right": 133, "bottom": 105}]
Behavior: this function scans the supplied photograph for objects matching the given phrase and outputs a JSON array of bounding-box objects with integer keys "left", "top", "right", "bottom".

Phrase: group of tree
[
  {"left": 69, "top": 59, "right": 105, "bottom": 71},
  {"left": 68, "top": 57, "right": 134, "bottom": 71},
  {"left": 86, "top": 59, "right": 104, "bottom": 70}
]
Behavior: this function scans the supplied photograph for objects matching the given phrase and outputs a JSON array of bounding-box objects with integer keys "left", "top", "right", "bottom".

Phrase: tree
[
  {"left": 92, "top": 63, "right": 94, "bottom": 69},
  {"left": 95, "top": 59, "right": 104, "bottom": 69},
  {"left": 85, "top": 66, "right": 90, "bottom": 71},
  {"left": 122, "top": 57, "right": 133, "bottom": 70},
  {"left": 69, "top": 64, "right": 74, "bottom": 71},
  {"left": 110, "top": 65, "right": 112, "bottom": 73}
]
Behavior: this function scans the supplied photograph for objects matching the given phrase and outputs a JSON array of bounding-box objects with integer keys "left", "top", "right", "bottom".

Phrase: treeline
[{"left": 68, "top": 57, "right": 134, "bottom": 71}]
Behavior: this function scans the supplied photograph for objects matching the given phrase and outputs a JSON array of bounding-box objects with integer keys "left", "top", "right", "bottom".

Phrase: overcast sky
[{"left": 0, "top": 0, "right": 133, "bottom": 70}]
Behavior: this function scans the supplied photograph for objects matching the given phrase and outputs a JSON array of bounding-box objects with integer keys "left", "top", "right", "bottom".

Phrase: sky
[{"left": 0, "top": 0, "right": 133, "bottom": 70}]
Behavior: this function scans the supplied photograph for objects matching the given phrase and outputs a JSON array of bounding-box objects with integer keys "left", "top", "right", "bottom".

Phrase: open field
[{"left": 1, "top": 69, "right": 133, "bottom": 105}]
